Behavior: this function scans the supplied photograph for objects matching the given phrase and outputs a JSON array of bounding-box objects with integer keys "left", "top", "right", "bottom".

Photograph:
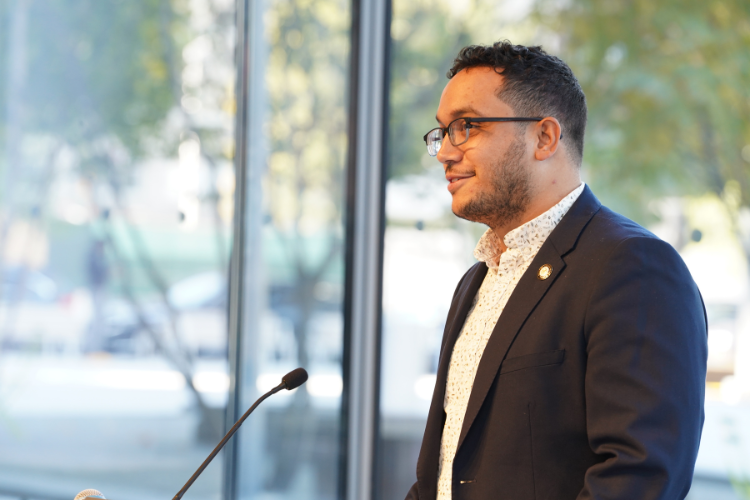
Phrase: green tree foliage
[
  {"left": 265, "top": 0, "right": 350, "bottom": 239},
  {"left": 533, "top": 0, "right": 750, "bottom": 226},
  {"left": 2, "top": 0, "right": 183, "bottom": 158},
  {"left": 248, "top": 0, "right": 351, "bottom": 492},
  {"left": 1, "top": 0, "right": 191, "bottom": 219},
  {"left": 0, "top": 0, "right": 235, "bottom": 443},
  {"left": 263, "top": 0, "right": 351, "bottom": 377},
  {"left": 388, "top": 0, "right": 750, "bottom": 243}
]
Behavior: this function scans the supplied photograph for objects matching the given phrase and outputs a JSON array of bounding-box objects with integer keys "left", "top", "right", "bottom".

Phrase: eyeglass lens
[
  {"left": 425, "top": 119, "right": 473, "bottom": 156},
  {"left": 426, "top": 129, "right": 443, "bottom": 156},
  {"left": 449, "top": 119, "right": 469, "bottom": 147}
]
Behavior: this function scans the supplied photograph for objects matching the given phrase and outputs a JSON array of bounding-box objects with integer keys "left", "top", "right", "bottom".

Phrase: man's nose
[{"left": 436, "top": 136, "right": 462, "bottom": 165}]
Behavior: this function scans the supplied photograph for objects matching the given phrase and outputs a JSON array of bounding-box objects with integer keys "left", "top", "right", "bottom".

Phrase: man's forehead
[
  {"left": 435, "top": 105, "right": 483, "bottom": 124},
  {"left": 436, "top": 69, "right": 509, "bottom": 125}
]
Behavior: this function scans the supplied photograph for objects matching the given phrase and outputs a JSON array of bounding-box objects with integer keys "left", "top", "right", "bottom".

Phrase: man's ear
[{"left": 534, "top": 117, "right": 562, "bottom": 161}]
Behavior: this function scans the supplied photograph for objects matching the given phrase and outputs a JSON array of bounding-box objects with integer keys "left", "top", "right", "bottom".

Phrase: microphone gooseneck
[{"left": 172, "top": 368, "right": 308, "bottom": 500}]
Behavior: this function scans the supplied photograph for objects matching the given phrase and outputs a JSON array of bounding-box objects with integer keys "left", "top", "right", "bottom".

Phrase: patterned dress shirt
[{"left": 436, "top": 183, "right": 586, "bottom": 500}]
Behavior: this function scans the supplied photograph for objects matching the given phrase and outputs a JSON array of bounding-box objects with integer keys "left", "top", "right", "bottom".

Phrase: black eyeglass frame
[{"left": 423, "top": 116, "right": 560, "bottom": 156}]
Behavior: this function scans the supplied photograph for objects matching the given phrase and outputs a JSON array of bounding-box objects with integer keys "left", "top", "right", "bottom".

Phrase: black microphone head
[{"left": 282, "top": 368, "right": 308, "bottom": 390}]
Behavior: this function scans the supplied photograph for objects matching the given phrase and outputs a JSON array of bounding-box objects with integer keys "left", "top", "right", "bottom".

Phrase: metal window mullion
[
  {"left": 225, "top": 0, "right": 268, "bottom": 496},
  {"left": 223, "top": 0, "right": 250, "bottom": 498},
  {"left": 343, "top": 0, "right": 391, "bottom": 498}
]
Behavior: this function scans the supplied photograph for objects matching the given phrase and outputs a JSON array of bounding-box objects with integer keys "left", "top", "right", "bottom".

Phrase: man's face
[{"left": 436, "top": 67, "right": 533, "bottom": 229}]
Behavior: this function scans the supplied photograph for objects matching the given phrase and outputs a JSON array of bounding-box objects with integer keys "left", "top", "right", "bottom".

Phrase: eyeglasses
[{"left": 423, "top": 116, "right": 545, "bottom": 156}]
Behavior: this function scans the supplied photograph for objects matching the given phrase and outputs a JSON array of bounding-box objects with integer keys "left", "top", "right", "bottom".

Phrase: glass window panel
[
  {"left": 379, "top": 7, "right": 500, "bottom": 499},
  {"left": 379, "top": 1, "right": 750, "bottom": 499},
  {"left": 0, "top": 1, "right": 235, "bottom": 499},
  {"left": 233, "top": 0, "right": 351, "bottom": 498}
]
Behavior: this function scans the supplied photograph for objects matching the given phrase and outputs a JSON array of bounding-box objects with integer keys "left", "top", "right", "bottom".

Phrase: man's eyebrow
[{"left": 435, "top": 106, "right": 483, "bottom": 125}]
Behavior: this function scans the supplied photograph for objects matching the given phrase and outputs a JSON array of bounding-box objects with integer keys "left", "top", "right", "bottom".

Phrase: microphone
[
  {"left": 173, "top": 367, "right": 308, "bottom": 500},
  {"left": 73, "top": 490, "right": 106, "bottom": 500},
  {"left": 282, "top": 367, "right": 308, "bottom": 390}
]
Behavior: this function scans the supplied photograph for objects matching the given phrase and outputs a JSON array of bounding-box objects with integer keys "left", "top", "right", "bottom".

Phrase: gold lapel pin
[{"left": 537, "top": 264, "right": 553, "bottom": 280}]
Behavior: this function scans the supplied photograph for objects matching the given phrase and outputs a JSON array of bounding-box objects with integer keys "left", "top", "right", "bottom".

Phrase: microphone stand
[{"left": 172, "top": 381, "right": 286, "bottom": 500}]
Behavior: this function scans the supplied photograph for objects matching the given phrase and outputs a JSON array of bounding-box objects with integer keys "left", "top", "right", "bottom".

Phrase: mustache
[{"left": 444, "top": 166, "right": 474, "bottom": 176}]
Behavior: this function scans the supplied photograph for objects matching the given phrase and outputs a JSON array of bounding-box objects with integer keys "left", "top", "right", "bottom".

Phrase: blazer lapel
[
  {"left": 417, "top": 262, "right": 487, "bottom": 497},
  {"left": 456, "top": 186, "right": 602, "bottom": 451},
  {"left": 435, "top": 263, "right": 488, "bottom": 391}
]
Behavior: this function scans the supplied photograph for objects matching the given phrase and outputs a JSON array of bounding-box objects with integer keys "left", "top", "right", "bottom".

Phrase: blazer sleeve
[{"left": 578, "top": 236, "right": 707, "bottom": 500}]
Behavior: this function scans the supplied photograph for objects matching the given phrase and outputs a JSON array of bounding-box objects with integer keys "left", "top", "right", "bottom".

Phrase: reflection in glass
[
  {"left": 0, "top": 1, "right": 235, "bottom": 499},
  {"left": 234, "top": 0, "right": 350, "bottom": 498}
]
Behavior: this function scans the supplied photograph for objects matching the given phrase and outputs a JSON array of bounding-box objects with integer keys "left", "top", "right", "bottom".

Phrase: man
[{"left": 406, "top": 42, "right": 707, "bottom": 500}]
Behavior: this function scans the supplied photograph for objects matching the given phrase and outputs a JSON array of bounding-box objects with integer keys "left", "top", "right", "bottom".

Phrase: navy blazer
[{"left": 406, "top": 186, "right": 707, "bottom": 500}]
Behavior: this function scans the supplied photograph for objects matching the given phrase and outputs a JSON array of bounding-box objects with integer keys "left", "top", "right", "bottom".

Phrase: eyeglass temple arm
[
  {"left": 464, "top": 117, "right": 563, "bottom": 139},
  {"left": 423, "top": 117, "right": 564, "bottom": 144}
]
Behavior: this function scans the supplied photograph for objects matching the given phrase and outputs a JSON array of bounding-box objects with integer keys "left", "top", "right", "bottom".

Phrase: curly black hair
[{"left": 449, "top": 41, "right": 587, "bottom": 165}]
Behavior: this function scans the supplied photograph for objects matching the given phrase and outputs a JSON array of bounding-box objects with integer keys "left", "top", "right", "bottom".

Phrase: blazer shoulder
[
  {"left": 574, "top": 205, "right": 697, "bottom": 287},
  {"left": 580, "top": 207, "right": 700, "bottom": 304},
  {"left": 584, "top": 205, "right": 665, "bottom": 251}
]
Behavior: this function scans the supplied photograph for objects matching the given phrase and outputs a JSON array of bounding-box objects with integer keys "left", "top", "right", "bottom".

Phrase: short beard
[{"left": 453, "top": 136, "right": 531, "bottom": 229}]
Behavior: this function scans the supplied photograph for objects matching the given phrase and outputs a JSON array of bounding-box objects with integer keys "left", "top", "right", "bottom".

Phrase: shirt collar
[{"left": 474, "top": 183, "right": 585, "bottom": 267}]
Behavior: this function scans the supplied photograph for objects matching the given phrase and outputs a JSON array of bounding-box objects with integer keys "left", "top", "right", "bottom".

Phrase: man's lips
[{"left": 446, "top": 173, "right": 474, "bottom": 194}]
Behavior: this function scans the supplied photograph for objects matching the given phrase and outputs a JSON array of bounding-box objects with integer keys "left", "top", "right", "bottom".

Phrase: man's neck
[{"left": 489, "top": 180, "right": 583, "bottom": 253}]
